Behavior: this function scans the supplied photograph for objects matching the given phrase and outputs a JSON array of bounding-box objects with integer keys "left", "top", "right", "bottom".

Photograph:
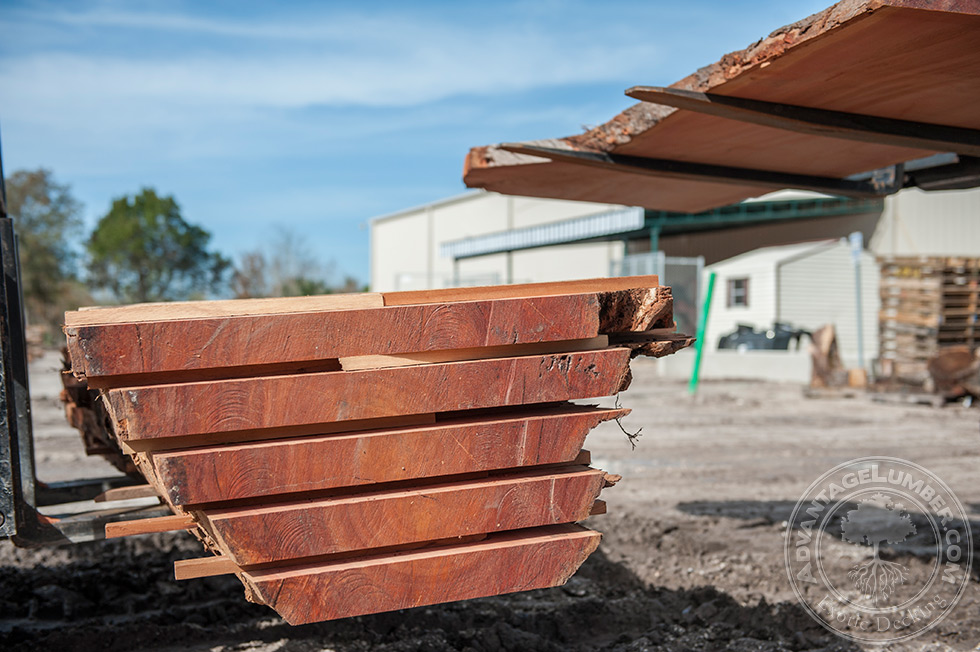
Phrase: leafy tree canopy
[
  {"left": 87, "top": 188, "right": 230, "bottom": 303},
  {"left": 4, "top": 169, "right": 89, "bottom": 333}
]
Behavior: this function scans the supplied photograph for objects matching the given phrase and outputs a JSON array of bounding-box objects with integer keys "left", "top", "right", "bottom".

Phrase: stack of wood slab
[
  {"left": 878, "top": 257, "right": 979, "bottom": 390},
  {"left": 59, "top": 353, "right": 138, "bottom": 476},
  {"left": 63, "top": 276, "right": 691, "bottom": 624}
]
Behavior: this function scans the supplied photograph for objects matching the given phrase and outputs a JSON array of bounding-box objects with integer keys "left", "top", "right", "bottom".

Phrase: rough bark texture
[{"left": 598, "top": 287, "right": 674, "bottom": 333}]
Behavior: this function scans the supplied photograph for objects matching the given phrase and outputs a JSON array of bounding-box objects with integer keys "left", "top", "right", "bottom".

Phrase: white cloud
[
  {"left": 0, "top": 3, "right": 667, "bottom": 119},
  {"left": 0, "top": 38, "right": 659, "bottom": 117}
]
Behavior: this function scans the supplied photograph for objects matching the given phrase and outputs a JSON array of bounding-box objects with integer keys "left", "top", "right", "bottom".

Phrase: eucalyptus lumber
[
  {"left": 65, "top": 292, "right": 384, "bottom": 327},
  {"left": 104, "top": 514, "right": 195, "bottom": 538},
  {"left": 105, "top": 348, "right": 633, "bottom": 442},
  {"left": 174, "top": 533, "right": 492, "bottom": 581},
  {"left": 174, "top": 556, "right": 239, "bottom": 580},
  {"left": 463, "top": 2, "right": 980, "bottom": 212},
  {"left": 94, "top": 484, "right": 158, "bottom": 503},
  {"left": 626, "top": 85, "right": 980, "bottom": 158},
  {"left": 243, "top": 524, "right": 601, "bottom": 624},
  {"left": 67, "top": 286, "right": 670, "bottom": 388},
  {"left": 130, "top": 413, "right": 438, "bottom": 453},
  {"left": 381, "top": 275, "right": 657, "bottom": 306},
  {"left": 339, "top": 335, "right": 608, "bottom": 371},
  {"left": 202, "top": 466, "right": 605, "bottom": 565},
  {"left": 150, "top": 405, "right": 626, "bottom": 505}
]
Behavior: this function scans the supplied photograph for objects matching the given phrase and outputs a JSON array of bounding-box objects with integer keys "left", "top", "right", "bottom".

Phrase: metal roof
[{"left": 440, "top": 207, "right": 643, "bottom": 259}]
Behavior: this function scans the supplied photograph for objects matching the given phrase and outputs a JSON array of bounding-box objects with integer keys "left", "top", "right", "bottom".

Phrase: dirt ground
[{"left": 1, "top": 352, "right": 978, "bottom": 651}]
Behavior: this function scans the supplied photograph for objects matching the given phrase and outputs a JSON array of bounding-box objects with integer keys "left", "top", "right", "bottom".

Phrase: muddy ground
[{"left": 1, "top": 352, "right": 978, "bottom": 651}]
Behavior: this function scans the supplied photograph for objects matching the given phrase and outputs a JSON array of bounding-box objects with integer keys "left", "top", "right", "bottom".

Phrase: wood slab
[
  {"left": 105, "top": 348, "right": 634, "bottom": 442},
  {"left": 243, "top": 524, "right": 601, "bottom": 624},
  {"left": 105, "top": 514, "right": 195, "bottom": 538},
  {"left": 201, "top": 466, "right": 605, "bottom": 565},
  {"left": 382, "top": 275, "right": 658, "bottom": 306},
  {"left": 338, "top": 336, "right": 608, "bottom": 371},
  {"left": 67, "top": 293, "right": 603, "bottom": 387},
  {"left": 67, "top": 284, "right": 671, "bottom": 388},
  {"left": 463, "top": 2, "right": 980, "bottom": 212},
  {"left": 94, "top": 485, "right": 158, "bottom": 503},
  {"left": 66, "top": 292, "right": 384, "bottom": 327},
  {"left": 201, "top": 466, "right": 605, "bottom": 566},
  {"left": 174, "top": 556, "right": 239, "bottom": 580},
  {"left": 151, "top": 405, "right": 627, "bottom": 505}
]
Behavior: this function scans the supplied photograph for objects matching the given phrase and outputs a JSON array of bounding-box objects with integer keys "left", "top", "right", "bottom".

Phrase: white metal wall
[
  {"left": 778, "top": 243, "right": 880, "bottom": 368},
  {"left": 871, "top": 187, "right": 980, "bottom": 257},
  {"left": 370, "top": 191, "right": 626, "bottom": 291}
]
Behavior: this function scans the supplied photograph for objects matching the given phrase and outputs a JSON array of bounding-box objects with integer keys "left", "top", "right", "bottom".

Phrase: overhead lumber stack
[
  {"left": 63, "top": 276, "right": 692, "bottom": 624},
  {"left": 878, "top": 257, "right": 979, "bottom": 390}
]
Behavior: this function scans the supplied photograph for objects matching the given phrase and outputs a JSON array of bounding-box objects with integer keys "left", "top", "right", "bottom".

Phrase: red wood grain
[
  {"left": 66, "top": 293, "right": 603, "bottom": 387},
  {"left": 105, "top": 348, "right": 633, "bottom": 442},
  {"left": 244, "top": 524, "right": 601, "bottom": 624},
  {"left": 202, "top": 466, "right": 605, "bottom": 564},
  {"left": 151, "top": 405, "right": 627, "bottom": 505}
]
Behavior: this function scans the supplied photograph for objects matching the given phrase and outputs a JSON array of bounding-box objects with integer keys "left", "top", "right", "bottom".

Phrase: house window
[{"left": 727, "top": 277, "right": 749, "bottom": 307}]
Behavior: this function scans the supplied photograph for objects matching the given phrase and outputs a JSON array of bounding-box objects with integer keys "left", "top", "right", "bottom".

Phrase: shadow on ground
[
  {"left": 678, "top": 499, "right": 980, "bottom": 578},
  {"left": 0, "top": 531, "right": 856, "bottom": 652}
]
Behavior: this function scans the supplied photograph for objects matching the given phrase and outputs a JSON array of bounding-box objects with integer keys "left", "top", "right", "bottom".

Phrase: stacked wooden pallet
[
  {"left": 63, "top": 277, "right": 691, "bottom": 624},
  {"left": 878, "top": 257, "right": 979, "bottom": 388}
]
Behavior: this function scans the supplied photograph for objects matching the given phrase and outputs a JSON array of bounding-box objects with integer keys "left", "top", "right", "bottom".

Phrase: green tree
[
  {"left": 87, "top": 188, "right": 230, "bottom": 303},
  {"left": 4, "top": 169, "right": 90, "bottom": 336}
]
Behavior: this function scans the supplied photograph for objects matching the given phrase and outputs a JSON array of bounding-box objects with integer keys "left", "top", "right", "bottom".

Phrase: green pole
[{"left": 688, "top": 271, "right": 716, "bottom": 395}]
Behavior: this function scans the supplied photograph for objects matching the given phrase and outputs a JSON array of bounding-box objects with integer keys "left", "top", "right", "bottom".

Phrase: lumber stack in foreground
[{"left": 64, "top": 276, "right": 692, "bottom": 624}]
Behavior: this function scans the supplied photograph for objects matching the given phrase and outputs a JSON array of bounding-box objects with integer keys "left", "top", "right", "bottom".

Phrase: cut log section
[
  {"left": 150, "top": 405, "right": 626, "bottom": 505},
  {"left": 66, "top": 283, "right": 672, "bottom": 389},
  {"left": 105, "top": 514, "right": 196, "bottom": 538},
  {"left": 201, "top": 466, "right": 606, "bottom": 565},
  {"left": 65, "top": 292, "right": 385, "bottom": 327},
  {"left": 243, "top": 524, "right": 601, "bottom": 624},
  {"left": 338, "top": 335, "right": 608, "bottom": 371},
  {"left": 174, "top": 556, "right": 239, "bottom": 581},
  {"left": 60, "top": 277, "right": 691, "bottom": 624},
  {"left": 94, "top": 485, "right": 158, "bottom": 503},
  {"left": 104, "top": 348, "right": 635, "bottom": 443},
  {"left": 381, "top": 275, "right": 658, "bottom": 305}
]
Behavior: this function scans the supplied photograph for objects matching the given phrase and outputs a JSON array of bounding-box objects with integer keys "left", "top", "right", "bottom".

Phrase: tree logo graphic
[
  {"left": 839, "top": 493, "right": 916, "bottom": 605},
  {"left": 784, "top": 457, "right": 973, "bottom": 645}
]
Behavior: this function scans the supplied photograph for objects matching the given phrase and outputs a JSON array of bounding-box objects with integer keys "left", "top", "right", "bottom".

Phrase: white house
[{"left": 699, "top": 239, "right": 879, "bottom": 366}]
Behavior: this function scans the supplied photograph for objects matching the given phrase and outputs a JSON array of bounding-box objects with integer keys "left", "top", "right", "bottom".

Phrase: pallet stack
[
  {"left": 63, "top": 277, "right": 691, "bottom": 624},
  {"left": 878, "top": 257, "right": 979, "bottom": 388}
]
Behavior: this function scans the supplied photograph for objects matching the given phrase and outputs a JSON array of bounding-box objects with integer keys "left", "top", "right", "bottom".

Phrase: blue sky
[{"left": 0, "top": 1, "right": 830, "bottom": 286}]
